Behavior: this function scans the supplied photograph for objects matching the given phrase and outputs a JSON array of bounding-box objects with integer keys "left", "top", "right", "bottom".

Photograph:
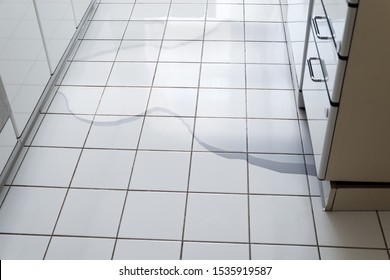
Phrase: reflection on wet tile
[
  {"left": 249, "top": 154, "right": 309, "bottom": 195},
  {"left": 194, "top": 118, "right": 247, "bottom": 152},
  {"left": 190, "top": 152, "right": 247, "bottom": 193}
]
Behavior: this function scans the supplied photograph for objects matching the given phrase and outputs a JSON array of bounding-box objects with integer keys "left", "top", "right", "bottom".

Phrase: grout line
[
  {"left": 108, "top": 0, "right": 174, "bottom": 260},
  {"left": 42, "top": 1, "right": 130, "bottom": 260},
  {"left": 179, "top": 0, "right": 209, "bottom": 261},
  {"left": 376, "top": 211, "right": 390, "bottom": 258},
  {"left": 0, "top": 231, "right": 389, "bottom": 251},
  {"left": 278, "top": 0, "right": 322, "bottom": 261},
  {"left": 243, "top": 2, "right": 252, "bottom": 260},
  {"left": 4, "top": 185, "right": 322, "bottom": 198}
]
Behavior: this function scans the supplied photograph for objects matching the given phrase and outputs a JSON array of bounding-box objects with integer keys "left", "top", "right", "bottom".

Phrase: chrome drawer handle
[
  {"left": 307, "top": 57, "right": 329, "bottom": 82},
  {"left": 312, "top": 16, "right": 335, "bottom": 40}
]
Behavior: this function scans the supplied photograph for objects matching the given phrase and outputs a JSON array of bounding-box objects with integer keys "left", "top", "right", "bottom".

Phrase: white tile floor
[{"left": 0, "top": 0, "right": 389, "bottom": 260}]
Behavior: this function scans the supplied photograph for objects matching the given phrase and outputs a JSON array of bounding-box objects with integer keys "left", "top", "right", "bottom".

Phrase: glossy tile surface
[
  {"left": 13, "top": 147, "right": 81, "bottom": 187},
  {"left": 0, "top": 235, "right": 49, "bottom": 260},
  {"left": 54, "top": 189, "right": 126, "bottom": 237},
  {"left": 71, "top": 149, "right": 135, "bottom": 189},
  {"left": 252, "top": 245, "right": 319, "bottom": 260},
  {"left": 45, "top": 237, "right": 115, "bottom": 260},
  {"left": 250, "top": 195, "right": 317, "bottom": 245},
  {"left": 130, "top": 151, "right": 190, "bottom": 191},
  {"left": 312, "top": 198, "right": 386, "bottom": 248},
  {"left": 2, "top": 1, "right": 389, "bottom": 260},
  {"left": 113, "top": 240, "right": 181, "bottom": 260},
  {"left": 0, "top": 187, "right": 66, "bottom": 234},
  {"left": 85, "top": 116, "right": 143, "bottom": 149},
  {"left": 190, "top": 152, "right": 247, "bottom": 193},
  {"left": 182, "top": 242, "right": 249, "bottom": 260},
  {"left": 119, "top": 192, "right": 186, "bottom": 239},
  {"left": 184, "top": 193, "right": 249, "bottom": 242}
]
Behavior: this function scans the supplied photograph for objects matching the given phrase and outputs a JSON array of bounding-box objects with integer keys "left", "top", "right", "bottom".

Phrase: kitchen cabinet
[
  {"left": 34, "top": 0, "right": 76, "bottom": 73},
  {"left": 0, "top": 0, "right": 95, "bottom": 191},
  {"left": 287, "top": 0, "right": 390, "bottom": 210},
  {"left": 0, "top": 0, "right": 51, "bottom": 138}
]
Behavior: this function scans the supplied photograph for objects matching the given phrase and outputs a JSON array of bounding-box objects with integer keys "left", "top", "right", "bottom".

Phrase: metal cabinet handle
[
  {"left": 312, "top": 16, "right": 335, "bottom": 40},
  {"left": 307, "top": 57, "right": 329, "bottom": 82}
]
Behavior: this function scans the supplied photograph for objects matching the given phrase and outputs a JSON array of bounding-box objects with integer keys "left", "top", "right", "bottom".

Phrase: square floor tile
[
  {"left": 249, "top": 154, "right": 309, "bottom": 195},
  {"left": 62, "top": 62, "right": 112, "bottom": 86},
  {"left": 247, "top": 64, "right": 293, "bottom": 89},
  {"left": 159, "top": 41, "right": 203, "bottom": 62},
  {"left": 124, "top": 20, "right": 166, "bottom": 39},
  {"left": 0, "top": 235, "right": 49, "bottom": 260},
  {"left": 200, "top": 64, "right": 245, "bottom": 88},
  {"left": 252, "top": 245, "right": 319, "bottom": 260},
  {"left": 130, "top": 4, "right": 170, "bottom": 20},
  {"left": 55, "top": 189, "right": 126, "bottom": 237},
  {"left": 247, "top": 90, "right": 297, "bottom": 119},
  {"left": 119, "top": 191, "right": 186, "bottom": 239},
  {"left": 93, "top": 3, "right": 133, "bottom": 20},
  {"left": 0, "top": 187, "right": 65, "bottom": 235},
  {"left": 114, "top": 240, "right": 181, "bottom": 260},
  {"left": 248, "top": 119, "right": 302, "bottom": 154},
  {"left": 320, "top": 247, "right": 389, "bottom": 260},
  {"left": 107, "top": 62, "right": 156, "bottom": 86},
  {"left": 84, "top": 21, "right": 127, "bottom": 39},
  {"left": 116, "top": 40, "right": 161, "bottom": 62},
  {"left": 312, "top": 197, "right": 386, "bottom": 248},
  {"left": 85, "top": 116, "right": 143, "bottom": 149},
  {"left": 197, "top": 89, "right": 246, "bottom": 117},
  {"left": 130, "top": 151, "right": 190, "bottom": 191},
  {"left": 32, "top": 114, "right": 92, "bottom": 148},
  {"left": 194, "top": 118, "right": 246, "bottom": 152},
  {"left": 97, "top": 87, "right": 150, "bottom": 115},
  {"left": 13, "top": 147, "right": 81, "bottom": 187},
  {"left": 190, "top": 152, "right": 247, "bottom": 193},
  {"left": 45, "top": 237, "right": 115, "bottom": 260},
  {"left": 74, "top": 40, "right": 121, "bottom": 61},
  {"left": 154, "top": 63, "right": 200, "bottom": 87},
  {"left": 205, "top": 21, "right": 244, "bottom": 40},
  {"left": 165, "top": 21, "right": 205, "bottom": 40},
  {"left": 48, "top": 86, "right": 104, "bottom": 115},
  {"left": 147, "top": 87, "right": 197, "bottom": 117},
  {"left": 139, "top": 117, "right": 194, "bottom": 151},
  {"left": 202, "top": 41, "right": 245, "bottom": 63},
  {"left": 245, "top": 4, "right": 282, "bottom": 22},
  {"left": 184, "top": 193, "right": 248, "bottom": 242},
  {"left": 207, "top": 4, "right": 244, "bottom": 21},
  {"left": 379, "top": 212, "right": 390, "bottom": 245},
  {"left": 169, "top": 4, "right": 206, "bottom": 21},
  {"left": 245, "top": 22, "right": 285, "bottom": 41},
  {"left": 182, "top": 242, "right": 249, "bottom": 260},
  {"left": 250, "top": 195, "right": 317, "bottom": 245},
  {"left": 72, "top": 149, "right": 135, "bottom": 190},
  {"left": 246, "top": 42, "right": 289, "bottom": 64}
]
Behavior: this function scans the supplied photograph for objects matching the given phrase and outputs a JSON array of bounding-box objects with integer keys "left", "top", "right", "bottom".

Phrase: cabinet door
[
  {"left": 0, "top": 77, "right": 17, "bottom": 179},
  {"left": 0, "top": 0, "right": 51, "bottom": 137},
  {"left": 34, "top": 0, "right": 76, "bottom": 73}
]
